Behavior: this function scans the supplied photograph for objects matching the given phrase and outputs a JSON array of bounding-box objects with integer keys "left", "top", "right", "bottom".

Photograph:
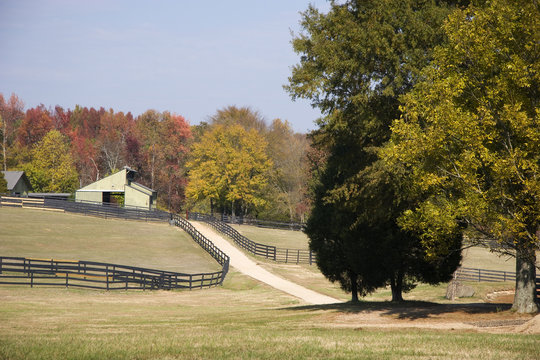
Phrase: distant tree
[
  {"left": 386, "top": 0, "right": 540, "bottom": 313},
  {"left": 17, "top": 105, "right": 53, "bottom": 147},
  {"left": 266, "top": 119, "right": 310, "bottom": 222},
  {"left": 155, "top": 113, "right": 191, "bottom": 212},
  {"left": 24, "top": 130, "right": 78, "bottom": 193},
  {"left": 0, "top": 93, "right": 24, "bottom": 170},
  {"left": 137, "top": 110, "right": 163, "bottom": 189},
  {"left": 0, "top": 171, "right": 7, "bottom": 194},
  {"left": 210, "top": 106, "right": 267, "bottom": 133},
  {"left": 99, "top": 109, "right": 134, "bottom": 174},
  {"left": 186, "top": 124, "right": 272, "bottom": 219}
]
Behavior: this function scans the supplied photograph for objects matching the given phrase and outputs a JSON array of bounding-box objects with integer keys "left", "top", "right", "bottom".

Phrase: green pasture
[
  {"left": 0, "top": 207, "right": 220, "bottom": 273},
  {"left": 231, "top": 223, "right": 310, "bottom": 249}
]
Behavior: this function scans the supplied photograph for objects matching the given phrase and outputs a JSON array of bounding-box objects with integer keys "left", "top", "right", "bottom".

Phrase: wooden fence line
[
  {"left": 189, "top": 212, "right": 314, "bottom": 265},
  {"left": 0, "top": 257, "right": 224, "bottom": 290},
  {"left": 190, "top": 212, "right": 304, "bottom": 231}
]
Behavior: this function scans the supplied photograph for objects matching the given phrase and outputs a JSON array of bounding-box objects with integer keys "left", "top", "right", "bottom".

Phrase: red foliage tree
[{"left": 17, "top": 105, "right": 53, "bottom": 147}]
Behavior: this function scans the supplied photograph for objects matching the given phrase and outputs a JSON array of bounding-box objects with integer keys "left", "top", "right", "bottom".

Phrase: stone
[{"left": 446, "top": 280, "right": 476, "bottom": 300}]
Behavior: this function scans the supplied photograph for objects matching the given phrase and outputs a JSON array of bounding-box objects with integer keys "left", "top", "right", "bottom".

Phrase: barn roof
[{"left": 1, "top": 171, "right": 28, "bottom": 191}]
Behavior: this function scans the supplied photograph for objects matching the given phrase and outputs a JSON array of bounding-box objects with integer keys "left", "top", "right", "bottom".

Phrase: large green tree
[
  {"left": 24, "top": 130, "right": 79, "bottom": 193},
  {"left": 286, "top": 0, "right": 464, "bottom": 301},
  {"left": 386, "top": 0, "right": 539, "bottom": 313},
  {"left": 186, "top": 124, "right": 272, "bottom": 219}
]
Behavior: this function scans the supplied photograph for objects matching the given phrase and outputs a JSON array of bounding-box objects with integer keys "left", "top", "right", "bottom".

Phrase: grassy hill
[{"left": 0, "top": 207, "right": 221, "bottom": 273}]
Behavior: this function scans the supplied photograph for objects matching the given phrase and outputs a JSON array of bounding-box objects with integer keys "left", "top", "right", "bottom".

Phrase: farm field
[
  {"left": 0, "top": 207, "right": 220, "bottom": 273},
  {"left": 0, "top": 207, "right": 538, "bottom": 359}
]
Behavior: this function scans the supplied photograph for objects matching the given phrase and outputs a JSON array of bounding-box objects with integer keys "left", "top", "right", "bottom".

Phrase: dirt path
[{"left": 190, "top": 221, "right": 339, "bottom": 305}]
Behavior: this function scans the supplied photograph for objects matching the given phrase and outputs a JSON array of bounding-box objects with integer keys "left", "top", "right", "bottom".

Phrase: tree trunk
[
  {"left": 210, "top": 198, "right": 214, "bottom": 216},
  {"left": 349, "top": 271, "right": 359, "bottom": 303},
  {"left": 231, "top": 200, "right": 236, "bottom": 224},
  {"left": 512, "top": 246, "right": 539, "bottom": 314},
  {"left": 390, "top": 271, "right": 404, "bottom": 302}
]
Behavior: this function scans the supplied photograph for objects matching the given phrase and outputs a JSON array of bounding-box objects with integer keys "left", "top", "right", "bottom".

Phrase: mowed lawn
[{"left": 0, "top": 207, "right": 221, "bottom": 273}]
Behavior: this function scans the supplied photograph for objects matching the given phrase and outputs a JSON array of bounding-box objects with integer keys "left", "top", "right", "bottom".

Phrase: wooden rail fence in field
[
  {"left": 455, "top": 267, "right": 540, "bottom": 299},
  {"left": 189, "top": 212, "right": 314, "bottom": 265},
  {"left": 0, "top": 257, "right": 224, "bottom": 290},
  {"left": 0, "top": 196, "right": 171, "bottom": 222}
]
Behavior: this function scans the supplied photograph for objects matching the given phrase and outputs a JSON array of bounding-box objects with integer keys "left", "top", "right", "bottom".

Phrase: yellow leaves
[{"left": 186, "top": 124, "right": 273, "bottom": 210}]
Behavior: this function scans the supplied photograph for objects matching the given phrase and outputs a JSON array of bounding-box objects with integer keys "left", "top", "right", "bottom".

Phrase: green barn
[{"left": 75, "top": 167, "right": 157, "bottom": 210}]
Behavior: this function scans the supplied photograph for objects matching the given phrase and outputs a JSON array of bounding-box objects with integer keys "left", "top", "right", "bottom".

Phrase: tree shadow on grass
[{"left": 281, "top": 301, "right": 513, "bottom": 320}]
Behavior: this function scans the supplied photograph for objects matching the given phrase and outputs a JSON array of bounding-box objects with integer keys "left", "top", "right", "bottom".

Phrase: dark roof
[{"left": 1, "top": 171, "right": 30, "bottom": 191}]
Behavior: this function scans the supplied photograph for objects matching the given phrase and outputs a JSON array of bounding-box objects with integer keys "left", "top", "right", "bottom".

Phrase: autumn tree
[
  {"left": 266, "top": 119, "right": 310, "bottom": 222},
  {"left": 0, "top": 93, "right": 24, "bottom": 170},
  {"left": 155, "top": 112, "right": 191, "bottom": 212},
  {"left": 286, "top": 0, "right": 465, "bottom": 301},
  {"left": 210, "top": 106, "right": 267, "bottom": 134},
  {"left": 386, "top": 0, "right": 540, "bottom": 313},
  {"left": 24, "top": 130, "right": 78, "bottom": 193},
  {"left": 17, "top": 105, "right": 53, "bottom": 147},
  {"left": 186, "top": 124, "right": 272, "bottom": 219},
  {"left": 99, "top": 109, "right": 134, "bottom": 174}
]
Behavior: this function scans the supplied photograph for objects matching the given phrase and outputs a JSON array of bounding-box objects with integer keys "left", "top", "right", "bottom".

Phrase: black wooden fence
[
  {"left": 196, "top": 212, "right": 304, "bottom": 231},
  {"left": 189, "top": 212, "right": 314, "bottom": 265},
  {"left": 455, "top": 267, "right": 516, "bottom": 282},
  {"left": 455, "top": 267, "right": 540, "bottom": 299},
  {"left": 0, "top": 257, "right": 224, "bottom": 290},
  {"left": 0, "top": 196, "right": 170, "bottom": 222}
]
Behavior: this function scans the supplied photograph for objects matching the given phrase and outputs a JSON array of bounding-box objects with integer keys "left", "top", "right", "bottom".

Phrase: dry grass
[{"left": 0, "top": 274, "right": 538, "bottom": 360}]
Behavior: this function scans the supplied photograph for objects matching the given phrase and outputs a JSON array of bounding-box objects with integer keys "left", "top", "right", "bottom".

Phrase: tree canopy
[
  {"left": 186, "top": 124, "right": 273, "bottom": 218},
  {"left": 385, "top": 0, "right": 540, "bottom": 313},
  {"left": 287, "top": 0, "right": 465, "bottom": 301},
  {"left": 24, "top": 130, "right": 79, "bottom": 193}
]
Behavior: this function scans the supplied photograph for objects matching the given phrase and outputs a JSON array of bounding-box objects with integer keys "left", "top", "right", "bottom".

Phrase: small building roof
[{"left": 1, "top": 171, "right": 30, "bottom": 191}]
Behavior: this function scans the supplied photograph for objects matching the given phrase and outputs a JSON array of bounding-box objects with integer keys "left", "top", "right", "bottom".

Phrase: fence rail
[
  {"left": 194, "top": 212, "right": 304, "bottom": 231},
  {"left": 0, "top": 257, "right": 224, "bottom": 290},
  {"left": 189, "top": 212, "right": 313, "bottom": 265},
  {"left": 455, "top": 267, "right": 540, "bottom": 299},
  {"left": 0, "top": 196, "right": 170, "bottom": 222},
  {"left": 455, "top": 267, "right": 516, "bottom": 282}
]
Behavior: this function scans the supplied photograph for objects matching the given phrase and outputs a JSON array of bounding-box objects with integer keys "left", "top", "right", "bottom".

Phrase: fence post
[
  {"left": 309, "top": 251, "right": 313, "bottom": 265},
  {"left": 106, "top": 266, "right": 109, "bottom": 290},
  {"left": 65, "top": 273, "right": 69, "bottom": 288},
  {"left": 478, "top": 268, "right": 481, "bottom": 282},
  {"left": 286, "top": 249, "right": 289, "bottom": 263},
  {"left": 31, "top": 272, "right": 34, "bottom": 288},
  {"left": 297, "top": 250, "right": 300, "bottom": 265}
]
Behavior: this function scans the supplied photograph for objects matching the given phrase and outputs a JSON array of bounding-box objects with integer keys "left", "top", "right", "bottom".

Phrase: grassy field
[
  {"left": 1, "top": 207, "right": 538, "bottom": 359},
  {"left": 0, "top": 275, "right": 538, "bottom": 360},
  {"left": 0, "top": 207, "right": 220, "bottom": 273},
  {"left": 231, "top": 224, "right": 310, "bottom": 249}
]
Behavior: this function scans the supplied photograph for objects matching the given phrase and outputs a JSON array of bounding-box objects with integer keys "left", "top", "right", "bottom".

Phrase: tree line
[
  {"left": 287, "top": 0, "right": 539, "bottom": 313},
  {"left": 0, "top": 97, "right": 311, "bottom": 220}
]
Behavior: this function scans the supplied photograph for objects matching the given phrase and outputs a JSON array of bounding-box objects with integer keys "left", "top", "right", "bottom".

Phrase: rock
[{"left": 446, "top": 280, "right": 475, "bottom": 300}]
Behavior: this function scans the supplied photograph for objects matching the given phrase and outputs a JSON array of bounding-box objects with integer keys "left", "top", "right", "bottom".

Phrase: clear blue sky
[{"left": 0, "top": 1, "right": 329, "bottom": 133}]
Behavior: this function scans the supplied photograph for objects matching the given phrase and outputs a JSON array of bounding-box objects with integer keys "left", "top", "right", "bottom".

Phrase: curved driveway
[{"left": 190, "top": 221, "right": 339, "bottom": 305}]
